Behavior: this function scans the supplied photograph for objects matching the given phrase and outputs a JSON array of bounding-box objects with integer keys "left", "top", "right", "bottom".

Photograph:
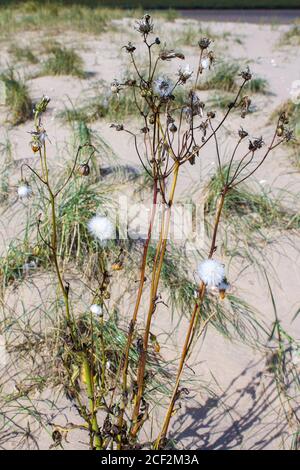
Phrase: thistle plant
[
  {"left": 14, "top": 14, "right": 294, "bottom": 451},
  {"left": 107, "top": 14, "right": 293, "bottom": 448},
  {"left": 19, "top": 96, "right": 106, "bottom": 450}
]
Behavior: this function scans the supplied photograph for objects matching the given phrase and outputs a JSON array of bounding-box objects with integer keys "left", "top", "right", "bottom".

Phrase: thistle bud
[{"left": 35, "top": 95, "right": 51, "bottom": 115}]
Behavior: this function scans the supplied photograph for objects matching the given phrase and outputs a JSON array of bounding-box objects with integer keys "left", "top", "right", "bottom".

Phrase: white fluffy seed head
[
  {"left": 18, "top": 183, "right": 32, "bottom": 199},
  {"left": 87, "top": 215, "right": 114, "bottom": 243},
  {"left": 179, "top": 64, "right": 193, "bottom": 81},
  {"left": 197, "top": 259, "right": 225, "bottom": 287},
  {"left": 90, "top": 304, "right": 103, "bottom": 316}
]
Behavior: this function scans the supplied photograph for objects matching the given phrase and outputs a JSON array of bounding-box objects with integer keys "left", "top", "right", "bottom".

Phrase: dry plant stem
[
  {"left": 130, "top": 161, "right": 180, "bottom": 438},
  {"left": 154, "top": 189, "right": 227, "bottom": 448},
  {"left": 36, "top": 127, "right": 101, "bottom": 447},
  {"left": 116, "top": 178, "right": 158, "bottom": 433},
  {"left": 36, "top": 138, "right": 72, "bottom": 326}
]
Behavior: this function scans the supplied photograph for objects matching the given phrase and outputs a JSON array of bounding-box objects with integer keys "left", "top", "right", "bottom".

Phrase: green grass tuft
[
  {"left": 198, "top": 62, "right": 268, "bottom": 94},
  {"left": 279, "top": 25, "right": 300, "bottom": 46},
  {"left": 40, "top": 45, "right": 85, "bottom": 78},
  {"left": 0, "top": 69, "right": 33, "bottom": 125},
  {"left": 8, "top": 44, "right": 38, "bottom": 64}
]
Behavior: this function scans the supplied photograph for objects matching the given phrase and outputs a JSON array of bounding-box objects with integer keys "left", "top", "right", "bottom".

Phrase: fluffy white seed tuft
[
  {"left": 178, "top": 64, "right": 193, "bottom": 81},
  {"left": 90, "top": 304, "right": 103, "bottom": 316},
  {"left": 197, "top": 259, "right": 225, "bottom": 287},
  {"left": 87, "top": 215, "right": 114, "bottom": 243},
  {"left": 18, "top": 183, "right": 32, "bottom": 199}
]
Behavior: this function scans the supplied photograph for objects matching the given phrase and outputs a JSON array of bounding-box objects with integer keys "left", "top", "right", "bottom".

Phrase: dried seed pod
[
  {"left": 77, "top": 163, "right": 90, "bottom": 176},
  {"left": 276, "top": 126, "right": 284, "bottom": 137},
  {"left": 31, "top": 141, "right": 41, "bottom": 153},
  {"left": 169, "top": 123, "right": 177, "bottom": 133},
  {"left": 189, "top": 154, "right": 196, "bottom": 165}
]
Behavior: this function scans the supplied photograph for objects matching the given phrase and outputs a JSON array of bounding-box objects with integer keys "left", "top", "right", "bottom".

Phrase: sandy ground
[{"left": 0, "top": 16, "right": 300, "bottom": 450}]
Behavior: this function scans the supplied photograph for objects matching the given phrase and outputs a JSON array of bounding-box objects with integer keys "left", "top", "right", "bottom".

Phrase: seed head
[
  {"left": 169, "top": 123, "right": 177, "bottom": 133},
  {"left": 18, "top": 181, "right": 32, "bottom": 199},
  {"left": 178, "top": 64, "right": 193, "bottom": 83},
  {"left": 87, "top": 215, "right": 114, "bottom": 244},
  {"left": 159, "top": 50, "right": 185, "bottom": 61},
  {"left": 240, "top": 66, "right": 252, "bottom": 82},
  {"left": 124, "top": 42, "right": 136, "bottom": 53},
  {"left": 197, "top": 259, "right": 226, "bottom": 288},
  {"left": 90, "top": 304, "right": 103, "bottom": 317},
  {"left": 238, "top": 127, "right": 248, "bottom": 139},
  {"left": 135, "top": 14, "right": 153, "bottom": 35},
  {"left": 248, "top": 137, "right": 264, "bottom": 151},
  {"left": 198, "top": 38, "right": 211, "bottom": 50},
  {"left": 77, "top": 162, "right": 90, "bottom": 176},
  {"left": 111, "top": 79, "right": 122, "bottom": 95},
  {"left": 110, "top": 123, "right": 124, "bottom": 131},
  {"left": 154, "top": 77, "right": 173, "bottom": 98}
]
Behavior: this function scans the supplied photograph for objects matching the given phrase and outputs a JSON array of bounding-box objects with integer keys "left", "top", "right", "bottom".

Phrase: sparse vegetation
[
  {"left": 9, "top": 44, "right": 38, "bottom": 64},
  {"left": 279, "top": 24, "right": 300, "bottom": 46},
  {"left": 198, "top": 62, "right": 268, "bottom": 94},
  {"left": 39, "top": 45, "right": 85, "bottom": 78},
  {"left": 0, "top": 69, "right": 33, "bottom": 125}
]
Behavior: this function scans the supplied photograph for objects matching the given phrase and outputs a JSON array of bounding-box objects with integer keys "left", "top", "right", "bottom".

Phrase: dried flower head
[
  {"left": 283, "top": 129, "right": 294, "bottom": 142},
  {"left": 197, "top": 259, "right": 226, "bottom": 287},
  {"left": 159, "top": 50, "right": 185, "bottom": 61},
  {"left": 189, "top": 91, "right": 205, "bottom": 118},
  {"left": 240, "top": 66, "right": 252, "bottom": 82},
  {"left": 29, "top": 128, "right": 48, "bottom": 152},
  {"left": 135, "top": 14, "right": 153, "bottom": 35},
  {"left": 249, "top": 137, "right": 264, "bottom": 151},
  {"left": 178, "top": 64, "right": 193, "bottom": 83},
  {"left": 124, "top": 42, "right": 136, "bottom": 53},
  {"left": 238, "top": 127, "right": 248, "bottom": 139},
  {"left": 111, "top": 79, "right": 122, "bottom": 95},
  {"left": 87, "top": 215, "right": 114, "bottom": 244},
  {"left": 110, "top": 123, "right": 124, "bottom": 131},
  {"left": 198, "top": 38, "right": 211, "bottom": 50},
  {"left": 154, "top": 77, "right": 173, "bottom": 98}
]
